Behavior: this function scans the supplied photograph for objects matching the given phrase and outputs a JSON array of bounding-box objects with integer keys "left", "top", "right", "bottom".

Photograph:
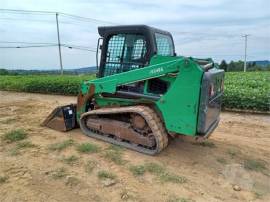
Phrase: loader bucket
[{"left": 42, "top": 104, "right": 77, "bottom": 132}]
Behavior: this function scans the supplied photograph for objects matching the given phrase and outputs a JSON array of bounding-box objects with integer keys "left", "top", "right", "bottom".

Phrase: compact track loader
[{"left": 43, "top": 25, "right": 225, "bottom": 155}]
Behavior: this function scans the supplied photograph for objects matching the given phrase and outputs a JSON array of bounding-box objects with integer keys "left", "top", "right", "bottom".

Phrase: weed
[
  {"left": 145, "top": 162, "right": 165, "bottom": 175},
  {"left": 62, "top": 155, "right": 79, "bottom": 165},
  {"left": 167, "top": 196, "right": 194, "bottom": 202},
  {"left": 2, "top": 129, "right": 27, "bottom": 143},
  {"left": 8, "top": 141, "right": 36, "bottom": 156},
  {"left": 65, "top": 176, "right": 80, "bottom": 186},
  {"left": 129, "top": 165, "right": 146, "bottom": 176},
  {"left": 97, "top": 170, "right": 116, "bottom": 180},
  {"left": 85, "top": 160, "right": 97, "bottom": 174},
  {"left": 244, "top": 159, "right": 267, "bottom": 173},
  {"left": 216, "top": 157, "right": 227, "bottom": 164},
  {"left": 144, "top": 162, "right": 187, "bottom": 184},
  {"left": 48, "top": 139, "right": 74, "bottom": 151},
  {"left": 1, "top": 118, "right": 16, "bottom": 124},
  {"left": 167, "top": 196, "right": 195, "bottom": 202},
  {"left": 0, "top": 176, "right": 8, "bottom": 184},
  {"left": 254, "top": 190, "right": 263, "bottom": 199},
  {"left": 76, "top": 143, "right": 100, "bottom": 153},
  {"left": 192, "top": 141, "right": 216, "bottom": 148},
  {"left": 16, "top": 141, "right": 35, "bottom": 149},
  {"left": 159, "top": 172, "right": 187, "bottom": 184},
  {"left": 103, "top": 149, "right": 126, "bottom": 165},
  {"left": 227, "top": 148, "right": 238, "bottom": 158},
  {"left": 51, "top": 168, "right": 67, "bottom": 179},
  {"left": 106, "top": 144, "right": 124, "bottom": 152},
  {"left": 103, "top": 145, "right": 126, "bottom": 165},
  {"left": 9, "top": 147, "right": 20, "bottom": 156}
]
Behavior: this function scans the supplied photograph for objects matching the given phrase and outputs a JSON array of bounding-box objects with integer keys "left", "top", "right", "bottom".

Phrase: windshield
[{"left": 103, "top": 33, "right": 147, "bottom": 76}]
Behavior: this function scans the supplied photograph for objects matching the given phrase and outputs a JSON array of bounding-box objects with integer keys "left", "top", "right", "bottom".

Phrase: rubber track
[{"left": 79, "top": 105, "right": 168, "bottom": 155}]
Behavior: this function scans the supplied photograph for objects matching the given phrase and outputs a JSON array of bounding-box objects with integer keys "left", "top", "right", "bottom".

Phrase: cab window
[
  {"left": 103, "top": 34, "right": 147, "bottom": 76},
  {"left": 155, "top": 33, "right": 174, "bottom": 56}
]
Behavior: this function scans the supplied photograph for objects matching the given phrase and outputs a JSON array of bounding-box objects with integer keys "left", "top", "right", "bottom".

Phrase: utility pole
[
  {"left": 56, "top": 12, "right": 63, "bottom": 75},
  {"left": 243, "top": 34, "right": 249, "bottom": 72}
]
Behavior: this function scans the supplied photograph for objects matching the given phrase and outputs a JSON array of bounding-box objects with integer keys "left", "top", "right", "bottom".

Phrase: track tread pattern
[{"left": 79, "top": 105, "right": 168, "bottom": 155}]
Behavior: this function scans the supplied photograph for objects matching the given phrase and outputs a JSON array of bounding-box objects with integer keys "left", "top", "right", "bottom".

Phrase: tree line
[
  {"left": 219, "top": 60, "right": 270, "bottom": 72},
  {"left": 1, "top": 60, "right": 269, "bottom": 75}
]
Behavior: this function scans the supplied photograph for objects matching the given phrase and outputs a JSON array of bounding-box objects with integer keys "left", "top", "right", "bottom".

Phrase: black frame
[{"left": 97, "top": 25, "right": 175, "bottom": 77}]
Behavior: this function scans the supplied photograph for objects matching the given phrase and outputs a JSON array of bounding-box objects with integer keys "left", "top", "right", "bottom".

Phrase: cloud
[{"left": 0, "top": 0, "right": 269, "bottom": 69}]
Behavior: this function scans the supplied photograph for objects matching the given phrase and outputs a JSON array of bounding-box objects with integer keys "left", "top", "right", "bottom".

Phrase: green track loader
[{"left": 43, "top": 25, "right": 225, "bottom": 155}]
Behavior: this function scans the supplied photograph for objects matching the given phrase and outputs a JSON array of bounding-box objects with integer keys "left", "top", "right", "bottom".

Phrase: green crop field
[
  {"left": 0, "top": 72, "right": 269, "bottom": 112},
  {"left": 223, "top": 72, "right": 269, "bottom": 111},
  {"left": 0, "top": 74, "right": 95, "bottom": 95}
]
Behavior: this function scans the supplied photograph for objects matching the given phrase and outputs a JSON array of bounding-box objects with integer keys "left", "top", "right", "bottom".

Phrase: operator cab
[{"left": 97, "top": 25, "right": 175, "bottom": 78}]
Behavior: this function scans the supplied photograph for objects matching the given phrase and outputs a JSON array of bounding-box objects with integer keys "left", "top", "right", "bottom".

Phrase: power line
[
  {"left": 0, "top": 41, "right": 56, "bottom": 45},
  {"left": 0, "top": 45, "right": 57, "bottom": 48},
  {"left": 0, "top": 42, "right": 96, "bottom": 52},
  {"left": 0, "top": 40, "right": 95, "bottom": 49},
  {"left": 0, "top": 8, "right": 57, "bottom": 15},
  {"left": 0, "top": 8, "right": 115, "bottom": 24}
]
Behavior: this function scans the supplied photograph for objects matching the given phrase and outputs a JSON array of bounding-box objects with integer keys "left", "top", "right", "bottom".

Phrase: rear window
[{"left": 155, "top": 33, "right": 174, "bottom": 56}]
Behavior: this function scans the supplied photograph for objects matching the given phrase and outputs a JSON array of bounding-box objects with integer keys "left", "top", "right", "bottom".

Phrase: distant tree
[
  {"left": 219, "top": 60, "right": 228, "bottom": 71},
  {"left": 0, "top": 68, "right": 9, "bottom": 75},
  {"left": 227, "top": 61, "right": 236, "bottom": 71}
]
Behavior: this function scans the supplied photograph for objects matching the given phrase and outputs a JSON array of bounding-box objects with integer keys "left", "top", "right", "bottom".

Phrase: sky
[{"left": 0, "top": 0, "right": 269, "bottom": 70}]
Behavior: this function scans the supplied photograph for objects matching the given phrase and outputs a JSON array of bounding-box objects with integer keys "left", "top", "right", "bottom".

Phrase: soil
[{"left": 0, "top": 91, "right": 269, "bottom": 202}]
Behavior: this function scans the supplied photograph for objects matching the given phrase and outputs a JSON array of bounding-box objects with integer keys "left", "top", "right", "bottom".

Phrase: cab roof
[{"left": 98, "top": 25, "right": 172, "bottom": 37}]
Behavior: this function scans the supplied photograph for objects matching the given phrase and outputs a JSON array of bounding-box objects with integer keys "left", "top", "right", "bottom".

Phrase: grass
[
  {"left": 103, "top": 145, "right": 126, "bottom": 165},
  {"left": 244, "top": 159, "right": 267, "bottom": 173},
  {"left": 129, "top": 162, "right": 187, "bottom": 184},
  {"left": 76, "top": 143, "right": 100, "bottom": 153},
  {"left": 107, "top": 144, "right": 124, "bottom": 152},
  {"left": 65, "top": 176, "right": 80, "bottom": 186},
  {"left": 167, "top": 196, "right": 194, "bottom": 202},
  {"left": 48, "top": 139, "right": 74, "bottom": 151},
  {"left": 129, "top": 165, "right": 146, "bottom": 176},
  {"left": 254, "top": 190, "right": 264, "bottom": 199},
  {"left": 227, "top": 148, "right": 238, "bottom": 158},
  {"left": 0, "top": 118, "right": 16, "bottom": 124},
  {"left": 192, "top": 141, "right": 216, "bottom": 148},
  {"left": 159, "top": 172, "right": 187, "bottom": 184},
  {"left": 97, "top": 170, "right": 116, "bottom": 180},
  {"left": 51, "top": 167, "right": 67, "bottom": 179},
  {"left": 2, "top": 129, "right": 27, "bottom": 143},
  {"left": 216, "top": 157, "right": 227, "bottom": 164},
  {"left": 145, "top": 162, "right": 165, "bottom": 175},
  {"left": 9, "top": 141, "right": 36, "bottom": 156},
  {"left": 62, "top": 155, "right": 79, "bottom": 165},
  {"left": 85, "top": 160, "right": 97, "bottom": 174},
  {"left": 9, "top": 147, "right": 20, "bottom": 156},
  {"left": 0, "top": 176, "right": 8, "bottom": 184},
  {"left": 16, "top": 141, "right": 35, "bottom": 149}
]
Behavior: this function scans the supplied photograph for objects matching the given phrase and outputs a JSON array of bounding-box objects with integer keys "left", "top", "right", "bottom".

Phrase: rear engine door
[{"left": 197, "top": 69, "right": 225, "bottom": 136}]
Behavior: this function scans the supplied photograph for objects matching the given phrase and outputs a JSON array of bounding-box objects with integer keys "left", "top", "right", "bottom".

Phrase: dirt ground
[{"left": 0, "top": 91, "right": 269, "bottom": 202}]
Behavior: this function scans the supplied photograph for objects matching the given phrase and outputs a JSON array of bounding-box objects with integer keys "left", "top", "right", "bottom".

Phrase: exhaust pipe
[{"left": 41, "top": 104, "right": 78, "bottom": 132}]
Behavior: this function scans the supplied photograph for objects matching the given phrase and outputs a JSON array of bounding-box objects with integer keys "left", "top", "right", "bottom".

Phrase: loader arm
[{"left": 82, "top": 56, "right": 183, "bottom": 94}]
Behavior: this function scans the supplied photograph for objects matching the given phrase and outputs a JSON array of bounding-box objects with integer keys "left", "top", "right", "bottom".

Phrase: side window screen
[
  {"left": 106, "top": 34, "right": 125, "bottom": 63},
  {"left": 155, "top": 33, "right": 174, "bottom": 56},
  {"left": 103, "top": 34, "right": 147, "bottom": 76}
]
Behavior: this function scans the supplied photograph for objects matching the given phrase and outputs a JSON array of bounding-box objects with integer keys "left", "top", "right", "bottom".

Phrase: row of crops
[
  {"left": 0, "top": 72, "right": 269, "bottom": 112},
  {"left": 223, "top": 72, "right": 269, "bottom": 112}
]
